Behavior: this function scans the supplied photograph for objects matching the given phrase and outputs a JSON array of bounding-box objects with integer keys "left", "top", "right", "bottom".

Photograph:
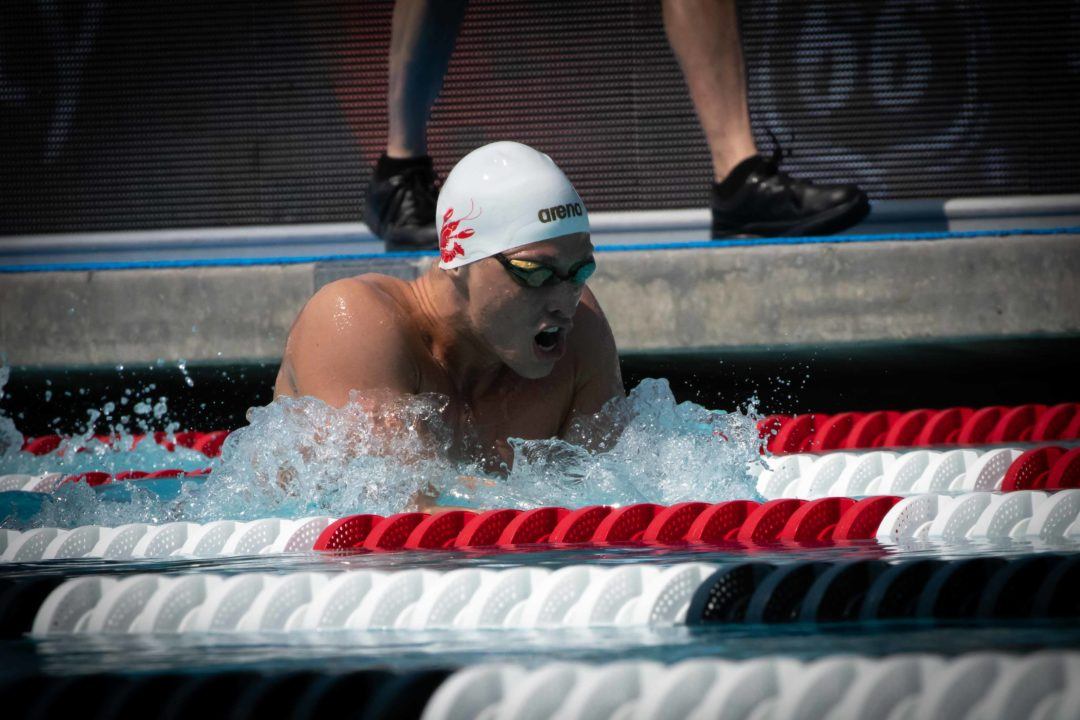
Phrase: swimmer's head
[
  {"left": 436, "top": 141, "right": 589, "bottom": 269},
  {"left": 435, "top": 143, "right": 594, "bottom": 378}
]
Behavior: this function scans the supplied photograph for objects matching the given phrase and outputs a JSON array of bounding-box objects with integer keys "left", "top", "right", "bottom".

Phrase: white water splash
[
  {"left": 443, "top": 379, "right": 764, "bottom": 509},
  {"left": 5, "top": 378, "right": 764, "bottom": 529},
  {"left": 0, "top": 365, "right": 23, "bottom": 457},
  {"left": 0, "top": 366, "right": 207, "bottom": 477}
]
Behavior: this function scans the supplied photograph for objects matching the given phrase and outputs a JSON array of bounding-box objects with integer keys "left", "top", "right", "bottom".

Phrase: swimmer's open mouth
[{"left": 535, "top": 327, "right": 560, "bottom": 350}]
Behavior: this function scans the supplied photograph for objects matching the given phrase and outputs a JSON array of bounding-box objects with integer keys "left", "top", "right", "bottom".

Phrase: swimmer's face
[{"left": 462, "top": 232, "right": 594, "bottom": 379}]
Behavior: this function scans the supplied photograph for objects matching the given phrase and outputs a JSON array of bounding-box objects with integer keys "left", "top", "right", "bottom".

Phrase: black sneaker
[
  {"left": 363, "top": 155, "right": 440, "bottom": 251},
  {"left": 711, "top": 145, "right": 869, "bottom": 238}
]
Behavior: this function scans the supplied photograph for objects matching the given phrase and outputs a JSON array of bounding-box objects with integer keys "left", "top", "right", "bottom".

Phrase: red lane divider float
[
  {"left": 450, "top": 509, "right": 518, "bottom": 548},
  {"left": 759, "top": 403, "right": 1080, "bottom": 454},
  {"left": 22, "top": 435, "right": 62, "bottom": 456},
  {"left": 831, "top": 496, "right": 902, "bottom": 539},
  {"left": 312, "top": 514, "right": 382, "bottom": 551},
  {"left": 498, "top": 506, "right": 568, "bottom": 546},
  {"left": 641, "top": 502, "right": 710, "bottom": 544},
  {"left": 735, "top": 499, "right": 801, "bottom": 543},
  {"left": 1002, "top": 446, "right": 1080, "bottom": 491},
  {"left": 406, "top": 510, "right": 477, "bottom": 550},
  {"left": 593, "top": 503, "right": 661, "bottom": 544},
  {"left": 311, "top": 496, "right": 911, "bottom": 554},
  {"left": 686, "top": 500, "right": 758, "bottom": 543},
  {"left": 779, "top": 497, "right": 855, "bottom": 542},
  {"left": 59, "top": 468, "right": 212, "bottom": 487},
  {"left": 550, "top": 506, "right": 613, "bottom": 544},
  {"left": 364, "top": 512, "right": 428, "bottom": 551},
  {"left": 63, "top": 471, "right": 113, "bottom": 487},
  {"left": 21, "top": 430, "right": 231, "bottom": 458}
]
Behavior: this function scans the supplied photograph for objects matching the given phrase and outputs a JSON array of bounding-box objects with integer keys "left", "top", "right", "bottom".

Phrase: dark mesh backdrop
[{"left": 1, "top": 0, "right": 1078, "bottom": 234}]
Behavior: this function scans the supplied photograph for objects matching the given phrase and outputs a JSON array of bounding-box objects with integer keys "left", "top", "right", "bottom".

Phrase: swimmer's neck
[{"left": 410, "top": 263, "right": 506, "bottom": 397}]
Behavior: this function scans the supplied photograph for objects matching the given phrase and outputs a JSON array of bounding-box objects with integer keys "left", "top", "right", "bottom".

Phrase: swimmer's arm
[
  {"left": 277, "top": 278, "right": 418, "bottom": 407},
  {"left": 559, "top": 288, "right": 625, "bottom": 449}
]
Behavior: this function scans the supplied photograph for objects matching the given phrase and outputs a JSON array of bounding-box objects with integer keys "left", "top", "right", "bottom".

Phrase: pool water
[
  {"left": 2, "top": 379, "right": 765, "bottom": 529},
  {"left": 1, "top": 369, "right": 1078, "bottom": 718}
]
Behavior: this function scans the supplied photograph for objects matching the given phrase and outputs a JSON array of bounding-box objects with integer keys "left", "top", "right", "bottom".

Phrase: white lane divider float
[
  {"left": 419, "top": 652, "right": 1080, "bottom": 720},
  {"left": 876, "top": 490, "right": 1080, "bottom": 545},
  {"left": 1, "top": 516, "right": 334, "bottom": 562},
  {"left": 31, "top": 563, "right": 718, "bottom": 635},
  {"left": 4, "top": 527, "right": 60, "bottom": 562},
  {"left": 757, "top": 448, "right": 1026, "bottom": 500},
  {"left": 0, "top": 472, "right": 63, "bottom": 493}
]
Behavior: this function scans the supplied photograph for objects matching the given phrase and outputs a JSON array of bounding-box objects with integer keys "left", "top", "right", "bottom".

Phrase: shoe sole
[
  {"left": 363, "top": 196, "right": 438, "bottom": 252},
  {"left": 713, "top": 194, "right": 871, "bottom": 240}
]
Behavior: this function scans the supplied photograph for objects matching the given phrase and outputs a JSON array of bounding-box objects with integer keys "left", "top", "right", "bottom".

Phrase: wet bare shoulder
[
  {"left": 569, "top": 288, "right": 619, "bottom": 377},
  {"left": 277, "top": 275, "right": 420, "bottom": 406},
  {"left": 567, "top": 286, "right": 623, "bottom": 404}
]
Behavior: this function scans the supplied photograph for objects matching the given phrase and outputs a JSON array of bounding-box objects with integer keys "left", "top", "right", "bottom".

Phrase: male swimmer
[{"left": 275, "top": 141, "right": 624, "bottom": 471}]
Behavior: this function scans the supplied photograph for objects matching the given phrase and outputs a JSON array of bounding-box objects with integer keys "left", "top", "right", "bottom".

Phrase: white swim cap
[{"left": 436, "top": 141, "right": 589, "bottom": 269}]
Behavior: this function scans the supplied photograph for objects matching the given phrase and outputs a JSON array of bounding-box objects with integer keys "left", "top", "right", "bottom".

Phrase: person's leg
[
  {"left": 366, "top": 0, "right": 468, "bottom": 250},
  {"left": 662, "top": 0, "right": 869, "bottom": 237},
  {"left": 386, "top": 0, "right": 468, "bottom": 159},
  {"left": 662, "top": 0, "right": 756, "bottom": 181}
]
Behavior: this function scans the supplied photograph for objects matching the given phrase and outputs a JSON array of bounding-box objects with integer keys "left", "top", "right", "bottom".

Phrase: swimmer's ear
[
  {"left": 444, "top": 264, "right": 470, "bottom": 296},
  {"left": 445, "top": 263, "right": 470, "bottom": 280}
]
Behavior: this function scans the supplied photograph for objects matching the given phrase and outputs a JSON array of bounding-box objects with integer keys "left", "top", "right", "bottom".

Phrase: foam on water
[{"left": 2, "top": 373, "right": 763, "bottom": 529}]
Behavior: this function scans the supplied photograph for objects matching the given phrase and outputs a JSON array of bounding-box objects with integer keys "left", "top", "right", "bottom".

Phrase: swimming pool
[{"left": 1, "top": 372, "right": 1078, "bottom": 718}]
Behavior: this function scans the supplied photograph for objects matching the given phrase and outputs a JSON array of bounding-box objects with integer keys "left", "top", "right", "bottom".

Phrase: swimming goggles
[{"left": 494, "top": 253, "right": 597, "bottom": 288}]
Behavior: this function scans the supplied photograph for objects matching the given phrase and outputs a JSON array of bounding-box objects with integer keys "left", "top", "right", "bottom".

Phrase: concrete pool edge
[{"left": 1, "top": 230, "right": 1078, "bottom": 367}]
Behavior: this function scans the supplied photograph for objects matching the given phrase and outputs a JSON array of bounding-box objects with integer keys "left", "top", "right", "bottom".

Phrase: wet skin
[{"left": 274, "top": 233, "right": 624, "bottom": 469}]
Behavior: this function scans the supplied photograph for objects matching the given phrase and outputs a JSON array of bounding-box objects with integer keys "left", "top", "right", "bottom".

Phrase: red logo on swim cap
[{"left": 440, "top": 200, "right": 480, "bottom": 263}]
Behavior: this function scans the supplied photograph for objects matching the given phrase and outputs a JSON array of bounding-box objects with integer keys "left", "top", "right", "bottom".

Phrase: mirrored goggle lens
[
  {"left": 522, "top": 268, "right": 556, "bottom": 287},
  {"left": 510, "top": 259, "right": 595, "bottom": 287},
  {"left": 571, "top": 260, "right": 596, "bottom": 284}
]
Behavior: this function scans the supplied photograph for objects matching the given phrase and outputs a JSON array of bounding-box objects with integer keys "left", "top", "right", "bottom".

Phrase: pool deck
[{"left": 2, "top": 226, "right": 1078, "bottom": 368}]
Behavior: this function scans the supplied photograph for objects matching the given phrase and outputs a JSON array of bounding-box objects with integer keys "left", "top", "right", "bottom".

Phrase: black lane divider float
[
  {"left": 0, "top": 668, "right": 451, "bottom": 720},
  {"left": 686, "top": 553, "right": 1080, "bottom": 625}
]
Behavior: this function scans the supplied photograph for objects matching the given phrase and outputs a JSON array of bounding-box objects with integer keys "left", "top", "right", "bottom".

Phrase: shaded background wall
[{"left": 2, "top": 0, "right": 1079, "bottom": 235}]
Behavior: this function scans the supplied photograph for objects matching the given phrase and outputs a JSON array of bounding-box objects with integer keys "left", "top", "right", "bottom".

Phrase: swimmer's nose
[{"left": 545, "top": 281, "right": 583, "bottom": 317}]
